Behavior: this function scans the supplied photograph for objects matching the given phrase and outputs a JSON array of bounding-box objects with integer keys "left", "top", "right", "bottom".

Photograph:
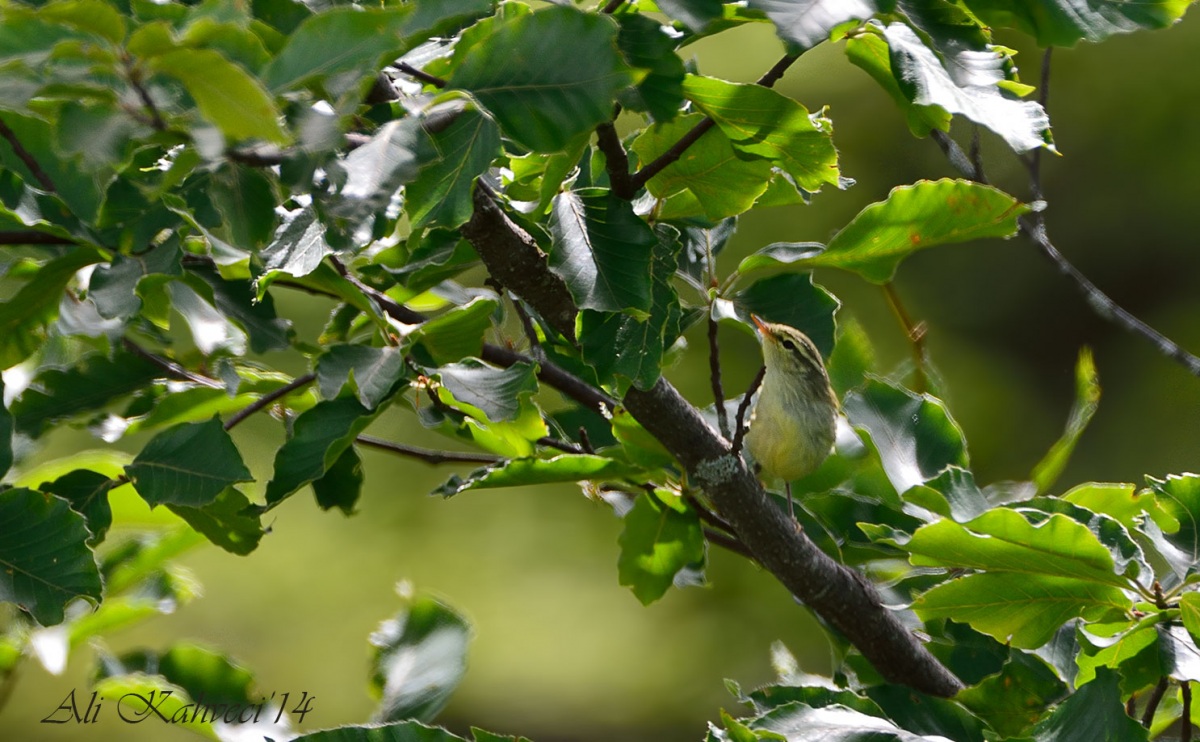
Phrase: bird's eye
[{"left": 781, "top": 339, "right": 797, "bottom": 352}]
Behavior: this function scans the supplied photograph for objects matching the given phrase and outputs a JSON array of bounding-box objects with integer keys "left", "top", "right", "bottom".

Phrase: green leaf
[
  {"left": 0, "top": 488, "right": 102, "bottom": 626},
  {"left": 383, "top": 229, "right": 479, "bottom": 294},
  {"left": 845, "top": 32, "right": 950, "bottom": 138},
  {"left": 167, "top": 280, "right": 248, "bottom": 356},
  {"left": 168, "top": 486, "right": 264, "bottom": 556},
  {"left": 317, "top": 345, "right": 405, "bottom": 410},
  {"left": 1019, "top": 497, "right": 1152, "bottom": 587},
  {"left": 895, "top": 508, "right": 1129, "bottom": 587},
  {"left": 901, "top": 466, "right": 989, "bottom": 523},
  {"left": 675, "top": 216, "right": 737, "bottom": 283},
  {"left": 436, "top": 454, "right": 642, "bottom": 497},
  {"left": 98, "top": 642, "right": 257, "bottom": 709},
  {"left": 189, "top": 266, "right": 293, "bottom": 353},
  {"left": 311, "top": 446, "right": 363, "bottom": 515},
  {"left": 579, "top": 225, "right": 681, "bottom": 390},
  {"left": 292, "top": 720, "right": 467, "bottom": 742},
  {"left": 89, "top": 674, "right": 219, "bottom": 739},
  {"left": 1032, "top": 348, "right": 1100, "bottom": 493},
  {"left": 880, "top": 22, "right": 1050, "bottom": 153},
  {"left": 863, "top": 685, "right": 987, "bottom": 742},
  {"left": 0, "top": 113, "right": 108, "bottom": 221},
  {"left": 1074, "top": 619, "right": 1163, "bottom": 690},
  {"left": 369, "top": 592, "right": 471, "bottom": 723},
  {"left": 734, "top": 273, "right": 839, "bottom": 357},
  {"left": 207, "top": 164, "right": 278, "bottom": 251},
  {"left": 749, "top": 0, "right": 881, "bottom": 49},
  {"left": 0, "top": 377, "right": 11, "bottom": 479},
  {"left": 326, "top": 116, "right": 425, "bottom": 227},
  {"left": 89, "top": 241, "right": 182, "bottom": 320},
  {"left": 264, "top": 397, "right": 382, "bottom": 507},
  {"left": 150, "top": 48, "right": 288, "bottom": 144},
  {"left": 745, "top": 700, "right": 957, "bottom": 741},
  {"left": 1061, "top": 482, "right": 1167, "bottom": 533},
  {"left": 0, "top": 247, "right": 104, "bottom": 369},
  {"left": 913, "top": 573, "right": 1131, "bottom": 649},
  {"left": 261, "top": 206, "right": 331, "bottom": 278},
  {"left": 449, "top": 5, "right": 636, "bottom": 153},
  {"left": 12, "top": 349, "right": 161, "bottom": 437},
  {"left": 962, "top": 0, "right": 1192, "bottom": 46},
  {"left": 1181, "top": 593, "right": 1200, "bottom": 649},
  {"left": 1030, "top": 666, "right": 1148, "bottom": 741},
  {"left": 618, "top": 492, "right": 704, "bottom": 605},
  {"left": 683, "top": 75, "right": 842, "bottom": 192},
  {"left": 616, "top": 14, "right": 687, "bottom": 122},
  {"left": 743, "top": 179, "right": 1027, "bottom": 283},
  {"left": 412, "top": 297, "right": 500, "bottom": 366},
  {"left": 843, "top": 379, "right": 968, "bottom": 496},
  {"left": 631, "top": 112, "right": 773, "bottom": 220},
  {"left": 264, "top": 0, "right": 492, "bottom": 94},
  {"left": 406, "top": 101, "right": 501, "bottom": 229},
  {"left": 39, "top": 469, "right": 115, "bottom": 546},
  {"left": 123, "top": 387, "right": 256, "bottom": 436},
  {"left": 39, "top": 0, "right": 126, "bottom": 44},
  {"left": 126, "top": 418, "right": 252, "bottom": 507},
  {"left": 957, "top": 655, "right": 1066, "bottom": 738},
  {"left": 436, "top": 359, "right": 538, "bottom": 424},
  {"left": 656, "top": 0, "right": 725, "bottom": 33},
  {"left": 548, "top": 189, "right": 656, "bottom": 317}
]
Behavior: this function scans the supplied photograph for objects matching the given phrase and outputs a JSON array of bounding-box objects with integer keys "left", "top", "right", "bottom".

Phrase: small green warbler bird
[{"left": 745, "top": 315, "right": 838, "bottom": 521}]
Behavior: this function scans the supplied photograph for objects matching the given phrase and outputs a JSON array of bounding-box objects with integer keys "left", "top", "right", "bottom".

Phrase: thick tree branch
[{"left": 460, "top": 182, "right": 963, "bottom": 697}]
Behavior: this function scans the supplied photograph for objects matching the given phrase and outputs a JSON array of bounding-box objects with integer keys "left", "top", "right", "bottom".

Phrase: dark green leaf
[
  {"left": 618, "top": 492, "right": 704, "bottom": 605},
  {"left": 168, "top": 486, "right": 264, "bottom": 555},
  {"left": 548, "top": 189, "right": 656, "bottom": 317},
  {"left": 843, "top": 379, "right": 968, "bottom": 495},
  {"left": 734, "top": 272, "right": 839, "bottom": 356},
  {"left": 747, "top": 684, "right": 888, "bottom": 717},
  {"left": 0, "top": 377, "right": 10, "bottom": 479},
  {"left": 190, "top": 266, "right": 293, "bottom": 354},
  {"left": 382, "top": 229, "right": 478, "bottom": 293},
  {"left": 881, "top": 22, "right": 1050, "bottom": 153},
  {"left": 962, "top": 0, "right": 1192, "bottom": 46},
  {"left": 98, "top": 642, "right": 257, "bottom": 708},
  {"left": 0, "top": 488, "right": 102, "bottom": 626},
  {"left": 863, "top": 686, "right": 987, "bottom": 742},
  {"left": 913, "top": 573, "right": 1131, "bottom": 649},
  {"left": 435, "top": 454, "right": 643, "bottom": 497},
  {"left": 311, "top": 445, "right": 364, "bottom": 515},
  {"left": 656, "top": 0, "right": 725, "bottom": 32},
  {"left": 293, "top": 720, "right": 467, "bottom": 742},
  {"left": 265, "top": 397, "right": 383, "bottom": 506},
  {"left": 957, "top": 653, "right": 1067, "bottom": 737},
  {"left": 151, "top": 49, "right": 288, "bottom": 144},
  {"left": 746, "top": 700, "right": 956, "bottom": 741},
  {"left": 826, "top": 315, "right": 874, "bottom": 396},
  {"left": 370, "top": 592, "right": 471, "bottom": 723},
  {"left": 1147, "top": 474, "right": 1200, "bottom": 573},
  {"left": 631, "top": 113, "right": 773, "bottom": 220},
  {"left": 436, "top": 359, "right": 537, "bottom": 424},
  {"left": 55, "top": 102, "right": 142, "bottom": 174},
  {"left": 413, "top": 297, "right": 499, "bottom": 366},
  {"left": 675, "top": 216, "right": 737, "bottom": 283},
  {"left": 1181, "top": 593, "right": 1200, "bottom": 649},
  {"left": 167, "top": 280, "right": 248, "bottom": 356},
  {"left": 579, "top": 226, "right": 680, "bottom": 390},
  {"left": 1030, "top": 667, "right": 1147, "bottom": 741},
  {"left": 902, "top": 466, "right": 989, "bottom": 523},
  {"left": 317, "top": 345, "right": 404, "bottom": 410},
  {"left": 0, "top": 113, "right": 107, "bottom": 220},
  {"left": 12, "top": 349, "right": 161, "bottom": 437},
  {"left": 0, "top": 247, "right": 104, "bottom": 368},
  {"left": 683, "top": 74, "right": 842, "bottom": 192},
  {"left": 126, "top": 417, "right": 252, "bottom": 507},
  {"left": 749, "top": 0, "right": 881, "bottom": 49},
  {"left": 449, "top": 6, "right": 636, "bottom": 153},
  {"left": 89, "top": 241, "right": 182, "bottom": 320},
  {"left": 617, "top": 14, "right": 687, "bottom": 121},
  {"left": 40, "top": 469, "right": 115, "bottom": 546},
  {"left": 326, "top": 116, "right": 425, "bottom": 226},
  {"left": 406, "top": 101, "right": 501, "bottom": 229},
  {"left": 208, "top": 164, "right": 278, "bottom": 251},
  {"left": 1074, "top": 618, "right": 1163, "bottom": 690}
]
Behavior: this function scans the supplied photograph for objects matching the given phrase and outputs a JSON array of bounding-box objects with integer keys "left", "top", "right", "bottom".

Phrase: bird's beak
[{"left": 751, "top": 314, "right": 770, "bottom": 335}]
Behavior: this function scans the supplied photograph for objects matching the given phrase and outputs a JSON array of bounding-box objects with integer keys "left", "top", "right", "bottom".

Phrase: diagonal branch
[
  {"left": 224, "top": 373, "right": 316, "bottom": 430},
  {"left": 0, "top": 119, "right": 56, "bottom": 192},
  {"left": 460, "top": 181, "right": 963, "bottom": 697},
  {"left": 356, "top": 435, "right": 500, "bottom": 465}
]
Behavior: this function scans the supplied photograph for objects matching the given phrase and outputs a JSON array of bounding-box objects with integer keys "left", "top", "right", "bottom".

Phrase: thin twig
[
  {"left": 1142, "top": 677, "right": 1170, "bottom": 727},
  {"left": 578, "top": 427, "right": 594, "bottom": 454},
  {"left": 1027, "top": 47, "right": 1053, "bottom": 203},
  {"left": 685, "top": 491, "right": 736, "bottom": 534},
  {"left": 881, "top": 283, "right": 928, "bottom": 394},
  {"left": 328, "top": 254, "right": 424, "bottom": 326},
  {"left": 707, "top": 313, "right": 730, "bottom": 438},
  {"left": 0, "top": 231, "right": 77, "bottom": 245},
  {"left": 122, "top": 339, "right": 224, "bottom": 389},
  {"left": 395, "top": 62, "right": 448, "bottom": 89},
  {"left": 968, "top": 126, "right": 988, "bottom": 185},
  {"left": 0, "top": 119, "right": 56, "bottom": 191},
  {"left": 538, "top": 436, "right": 587, "bottom": 455},
  {"left": 704, "top": 527, "right": 756, "bottom": 560},
  {"left": 596, "top": 114, "right": 636, "bottom": 199},
  {"left": 629, "top": 53, "right": 798, "bottom": 191},
  {"left": 125, "top": 63, "right": 166, "bottom": 132},
  {"left": 731, "top": 366, "right": 766, "bottom": 457},
  {"left": 600, "top": 0, "right": 626, "bottom": 13},
  {"left": 355, "top": 435, "right": 500, "bottom": 465},
  {"left": 1184, "top": 681, "right": 1194, "bottom": 742},
  {"left": 224, "top": 373, "right": 316, "bottom": 430},
  {"left": 511, "top": 297, "right": 544, "bottom": 357}
]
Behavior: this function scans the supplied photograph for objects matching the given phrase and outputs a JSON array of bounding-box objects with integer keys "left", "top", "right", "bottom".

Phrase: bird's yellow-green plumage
[{"left": 745, "top": 317, "right": 838, "bottom": 484}]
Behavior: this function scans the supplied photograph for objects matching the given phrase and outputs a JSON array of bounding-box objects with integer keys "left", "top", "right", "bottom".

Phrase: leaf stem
[
  {"left": 395, "top": 62, "right": 448, "bottom": 89},
  {"left": 708, "top": 313, "right": 730, "bottom": 439},
  {"left": 731, "top": 366, "right": 765, "bottom": 457},
  {"left": 881, "top": 282, "right": 928, "bottom": 394},
  {"left": 1142, "top": 677, "right": 1169, "bottom": 727}
]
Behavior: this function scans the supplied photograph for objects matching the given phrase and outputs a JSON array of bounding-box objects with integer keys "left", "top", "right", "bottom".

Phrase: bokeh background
[{"left": 5, "top": 10, "right": 1200, "bottom": 742}]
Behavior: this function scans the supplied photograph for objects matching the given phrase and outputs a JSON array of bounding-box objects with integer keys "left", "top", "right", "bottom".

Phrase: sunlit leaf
[
  {"left": 151, "top": 49, "right": 288, "bottom": 144},
  {"left": 316, "top": 345, "right": 405, "bottom": 410},
  {"left": 264, "top": 397, "right": 383, "bottom": 507},
  {"left": 963, "top": 0, "right": 1192, "bottom": 46},
  {"left": 618, "top": 491, "right": 704, "bottom": 605}
]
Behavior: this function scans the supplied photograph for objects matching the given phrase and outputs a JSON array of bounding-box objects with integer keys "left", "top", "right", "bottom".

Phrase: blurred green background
[{"left": 5, "top": 12, "right": 1200, "bottom": 742}]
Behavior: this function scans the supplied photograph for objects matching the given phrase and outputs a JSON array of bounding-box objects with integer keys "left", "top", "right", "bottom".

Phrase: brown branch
[
  {"left": 704, "top": 527, "right": 755, "bottom": 560},
  {"left": 731, "top": 366, "right": 765, "bottom": 457},
  {"left": 707, "top": 313, "right": 730, "bottom": 438},
  {"left": 600, "top": 0, "right": 626, "bottom": 13},
  {"left": 356, "top": 435, "right": 500, "bottom": 465},
  {"left": 122, "top": 339, "right": 224, "bottom": 389},
  {"left": 1184, "top": 681, "right": 1194, "bottom": 742},
  {"left": 0, "top": 118, "right": 56, "bottom": 192},
  {"left": 481, "top": 342, "right": 618, "bottom": 413},
  {"left": 0, "top": 231, "right": 77, "bottom": 245},
  {"left": 1142, "top": 677, "right": 1169, "bottom": 727},
  {"left": 881, "top": 283, "right": 928, "bottom": 394},
  {"left": 596, "top": 115, "right": 636, "bottom": 200},
  {"left": 629, "top": 53, "right": 799, "bottom": 193},
  {"left": 395, "top": 62, "right": 448, "bottom": 89},
  {"left": 224, "top": 373, "right": 316, "bottom": 430},
  {"left": 126, "top": 64, "right": 167, "bottom": 132},
  {"left": 461, "top": 181, "right": 963, "bottom": 697},
  {"left": 538, "top": 436, "right": 587, "bottom": 455}
]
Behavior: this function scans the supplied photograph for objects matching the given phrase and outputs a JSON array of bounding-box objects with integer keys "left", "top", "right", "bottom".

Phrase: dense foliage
[{"left": 1, "top": 0, "right": 1198, "bottom": 740}]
